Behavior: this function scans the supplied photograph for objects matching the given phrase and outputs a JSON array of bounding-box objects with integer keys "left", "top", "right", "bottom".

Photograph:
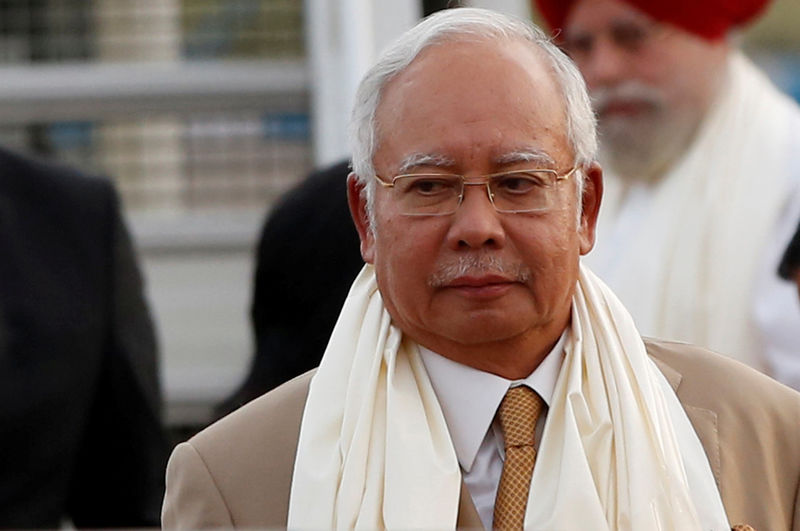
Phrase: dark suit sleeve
[
  {"left": 778, "top": 218, "right": 800, "bottom": 280},
  {"left": 66, "top": 183, "right": 168, "bottom": 527}
]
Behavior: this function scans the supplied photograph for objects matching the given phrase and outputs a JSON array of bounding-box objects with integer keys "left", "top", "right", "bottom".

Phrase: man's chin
[{"left": 438, "top": 314, "right": 537, "bottom": 348}]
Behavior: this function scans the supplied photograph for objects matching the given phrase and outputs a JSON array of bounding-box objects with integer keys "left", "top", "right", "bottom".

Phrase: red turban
[{"left": 533, "top": 0, "right": 771, "bottom": 41}]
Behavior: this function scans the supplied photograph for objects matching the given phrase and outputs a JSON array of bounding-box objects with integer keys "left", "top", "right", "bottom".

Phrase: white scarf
[
  {"left": 288, "top": 264, "right": 729, "bottom": 529},
  {"left": 586, "top": 52, "right": 799, "bottom": 371}
]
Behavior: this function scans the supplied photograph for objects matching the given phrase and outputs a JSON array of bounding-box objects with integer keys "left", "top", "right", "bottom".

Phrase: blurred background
[{"left": 1, "top": 0, "right": 797, "bottom": 440}]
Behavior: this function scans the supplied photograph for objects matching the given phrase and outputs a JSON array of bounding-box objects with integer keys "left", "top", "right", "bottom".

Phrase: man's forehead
[
  {"left": 375, "top": 38, "right": 566, "bottom": 139},
  {"left": 384, "top": 36, "right": 552, "bottom": 95}
]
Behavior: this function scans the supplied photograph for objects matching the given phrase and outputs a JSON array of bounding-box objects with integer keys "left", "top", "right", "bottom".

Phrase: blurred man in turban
[{"left": 535, "top": 0, "right": 800, "bottom": 389}]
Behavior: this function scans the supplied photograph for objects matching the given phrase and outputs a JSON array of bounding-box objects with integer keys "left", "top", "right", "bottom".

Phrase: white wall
[{"left": 304, "top": 0, "right": 423, "bottom": 166}]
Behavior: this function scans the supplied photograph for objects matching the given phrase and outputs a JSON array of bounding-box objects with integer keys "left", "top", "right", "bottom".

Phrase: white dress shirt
[{"left": 419, "top": 333, "right": 566, "bottom": 529}]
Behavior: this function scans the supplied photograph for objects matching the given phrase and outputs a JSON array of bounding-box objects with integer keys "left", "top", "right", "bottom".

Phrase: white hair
[{"left": 349, "top": 7, "right": 598, "bottom": 220}]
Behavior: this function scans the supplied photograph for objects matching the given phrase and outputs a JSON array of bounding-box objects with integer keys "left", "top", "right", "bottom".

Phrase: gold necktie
[{"left": 493, "top": 386, "right": 544, "bottom": 530}]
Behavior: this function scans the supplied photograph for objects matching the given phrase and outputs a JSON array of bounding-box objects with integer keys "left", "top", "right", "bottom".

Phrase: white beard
[{"left": 592, "top": 82, "right": 702, "bottom": 183}]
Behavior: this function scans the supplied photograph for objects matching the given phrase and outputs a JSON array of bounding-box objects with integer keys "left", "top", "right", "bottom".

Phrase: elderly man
[
  {"left": 534, "top": 0, "right": 800, "bottom": 389},
  {"left": 162, "top": 8, "right": 800, "bottom": 530}
]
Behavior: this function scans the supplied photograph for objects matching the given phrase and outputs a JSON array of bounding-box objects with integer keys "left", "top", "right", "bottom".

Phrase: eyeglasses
[{"left": 374, "top": 166, "right": 578, "bottom": 216}]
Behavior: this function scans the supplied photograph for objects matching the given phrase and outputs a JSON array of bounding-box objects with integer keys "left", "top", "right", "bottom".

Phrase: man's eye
[
  {"left": 612, "top": 24, "right": 648, "bottom": 50},
  {"left": 563, "top": 35, "right": 592, "bottom": 58},
  {"left": 405, "top": 178, "right": 456, "bottom": 195},
  {"left": 495, "top": 174, "right": 543, "bottom": 194}
]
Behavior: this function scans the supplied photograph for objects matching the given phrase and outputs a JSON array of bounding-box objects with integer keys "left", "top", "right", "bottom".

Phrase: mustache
[
  {"left": 590, "top": 81, "right": 664, "bottom": 114},
  {"left": 428, "top": 254, "right": 531, "bottom": 288}
]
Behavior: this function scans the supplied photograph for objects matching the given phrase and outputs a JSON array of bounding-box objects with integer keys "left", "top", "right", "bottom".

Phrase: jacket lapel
[{"left": 651, "top": 356, "right": 721, "bottom": 488}]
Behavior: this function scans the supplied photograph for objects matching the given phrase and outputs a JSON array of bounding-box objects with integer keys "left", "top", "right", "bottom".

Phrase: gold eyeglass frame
[{"left": 373, "top": 166, "right": 578, "bottom": 216}]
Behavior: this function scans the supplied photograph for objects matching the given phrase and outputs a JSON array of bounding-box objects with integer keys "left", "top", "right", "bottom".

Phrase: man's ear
[
  {"left": 578, "top": 161, "right": 603, "bottom": 255},
  {"left": 347, "top": 172, "right": 376, "bottom": 263}
]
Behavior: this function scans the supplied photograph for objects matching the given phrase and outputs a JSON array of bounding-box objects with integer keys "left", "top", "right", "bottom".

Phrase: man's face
[
  {"left": 348, "top": 38, "right": 601, "bottom": 376},
  {"left": 562, "top": 0, "right": 728, "bottom": 179}
]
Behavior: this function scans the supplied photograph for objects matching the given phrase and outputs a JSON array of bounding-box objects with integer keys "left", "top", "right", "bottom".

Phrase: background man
[
  {"left": 163, "top": 9, "right": 800, "bottom": 530},
  {"left": 215, "top": 159, "right": 363, "bottom": 418},
  {"left": 0, "top": 146, "right": 168, "bottom": 527},
  {"left": 534, "top": 0, "right": 800, "bottom": 389}
]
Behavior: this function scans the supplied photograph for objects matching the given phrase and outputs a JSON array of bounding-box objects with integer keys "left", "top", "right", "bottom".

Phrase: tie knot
[{"left": 497, "top": 386, "right": 543, "bottom": 448}]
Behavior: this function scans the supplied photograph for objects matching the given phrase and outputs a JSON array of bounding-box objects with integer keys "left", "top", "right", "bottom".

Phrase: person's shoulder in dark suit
[
  {"left": 219, "top": 159, "right": 364, "bottom": 415},
  {"left": 0, "top": 145, "right": 168, "bottom": 528},
  {"left": 778, "top": 218, "right": 800, "bottom": 295}
]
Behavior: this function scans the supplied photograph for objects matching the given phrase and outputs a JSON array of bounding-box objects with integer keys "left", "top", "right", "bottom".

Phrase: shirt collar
[{"left": 419, "top": 332, "right": 567, "bottom": 473}]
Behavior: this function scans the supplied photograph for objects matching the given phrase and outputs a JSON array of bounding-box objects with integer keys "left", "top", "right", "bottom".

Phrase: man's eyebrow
[
  {"left": 398, "top": 153, "right": 456, "bottom": 173},
  {"left": 495, "top": 149, "right": 556, "bottom": 168},
  {"left": 396, "top": 150, "right": 555, "bottom": 173}
]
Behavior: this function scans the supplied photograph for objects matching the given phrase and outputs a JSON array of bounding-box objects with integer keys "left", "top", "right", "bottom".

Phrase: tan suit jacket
[{"left": 162, "top": 339, "right": 800, "bottom": 529}]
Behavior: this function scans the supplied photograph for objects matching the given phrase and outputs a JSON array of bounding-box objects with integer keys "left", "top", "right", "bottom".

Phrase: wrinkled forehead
[
  {"left": 374, "top": 37, "right": 571, "bottom": 168},
  {"left": 380, "top": 35, "right": 563, "bottom": 112}
]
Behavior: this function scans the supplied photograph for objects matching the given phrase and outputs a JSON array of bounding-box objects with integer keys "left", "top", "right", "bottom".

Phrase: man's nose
[
  {"left": 580, "top": 37, "right": 627, "bottom": 89},
  {"left": 446, "top": 184, "right": 506, "bottom": 250}
]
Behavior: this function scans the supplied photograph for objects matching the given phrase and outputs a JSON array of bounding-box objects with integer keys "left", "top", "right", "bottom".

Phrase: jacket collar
[{"left": 651, "top": 355, "right": 721, "bottom": 488}]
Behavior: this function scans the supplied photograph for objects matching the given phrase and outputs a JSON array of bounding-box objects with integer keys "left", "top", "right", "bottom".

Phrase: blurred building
[{"left": 0, "top": 0, "right": 312, "bottom": 436}]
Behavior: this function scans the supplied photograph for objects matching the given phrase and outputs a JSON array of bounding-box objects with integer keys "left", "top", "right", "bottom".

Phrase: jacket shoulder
[
  {"left": 645, "top": 337, "right": 800, "bottom": 412},
  {"left": 0, "top": 147, "right": 117, "bottom": 241},
  {"left": 646, "top": 338, "right": 800, "bottom": 530},
  {"left": 192, "top": 368, "right": 313, "bottom": 450},
  {"left": 0, "top": 146, "right": 112, "bottom": 202},
  {"left": 165, "top": 370, "right": 313, "bottom": 528}
]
